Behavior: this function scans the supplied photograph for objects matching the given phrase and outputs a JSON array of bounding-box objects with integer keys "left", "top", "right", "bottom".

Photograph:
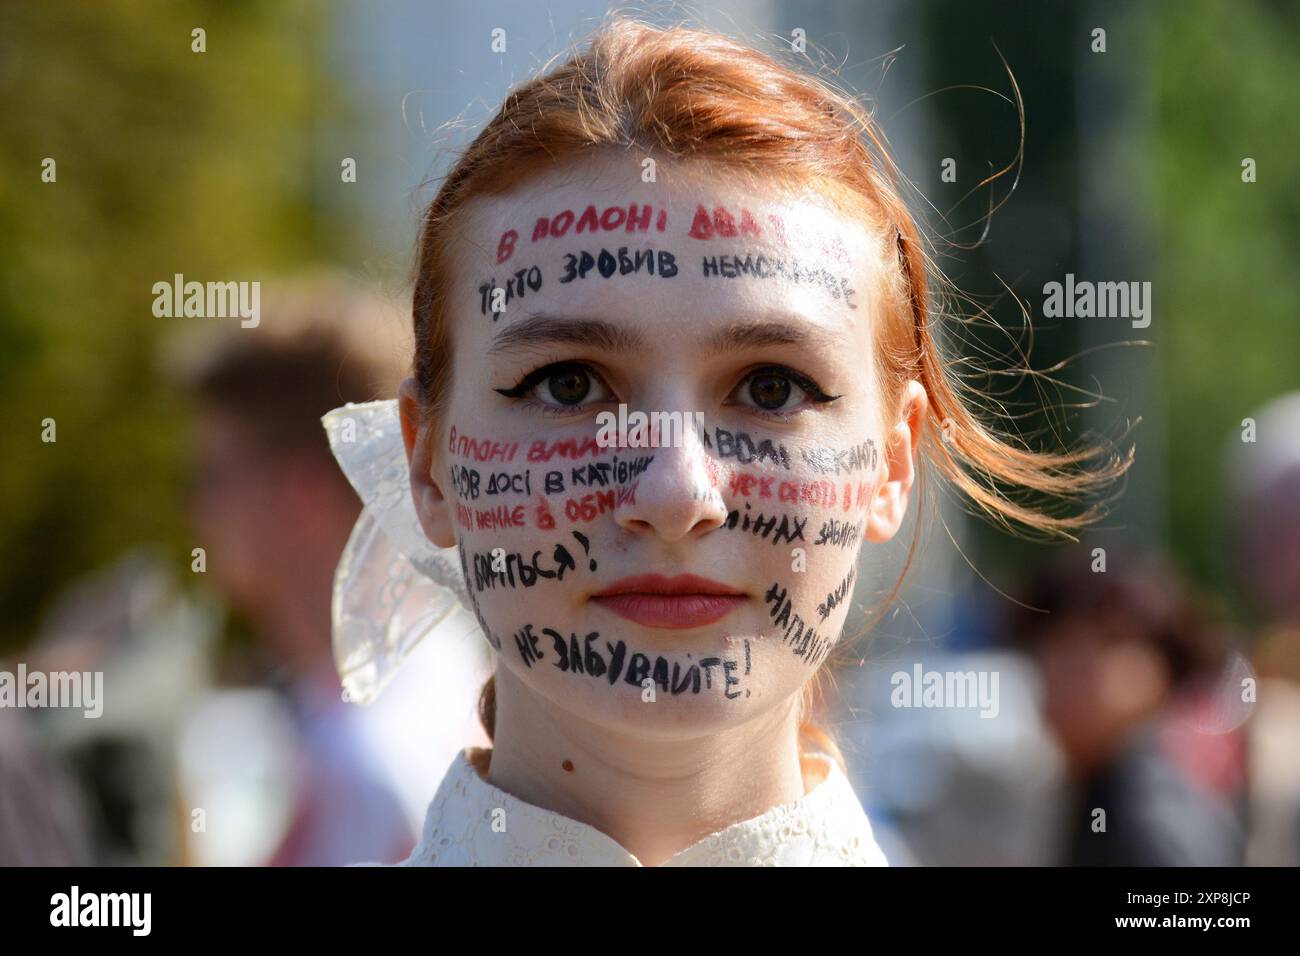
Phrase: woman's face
[{"left": 403, "top": 153, "right": 924, "bottom": 738}]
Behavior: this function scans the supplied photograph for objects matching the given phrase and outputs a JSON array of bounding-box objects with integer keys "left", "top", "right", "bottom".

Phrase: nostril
[{"left": 690, "top": 512, "right": 726, "bottom": 531}]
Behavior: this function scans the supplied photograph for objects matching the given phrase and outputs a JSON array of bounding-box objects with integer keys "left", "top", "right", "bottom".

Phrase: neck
[{"left": 485, "top": 662, "right": 807, "bottom": 867}]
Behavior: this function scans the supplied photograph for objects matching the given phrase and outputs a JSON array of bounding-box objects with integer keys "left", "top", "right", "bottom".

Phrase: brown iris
[
  {"left": 548, "top": 367, "right": 591, "bottom": 404},
  {"left": 748, "top": 371, "right": 791, "bottom": 410}
]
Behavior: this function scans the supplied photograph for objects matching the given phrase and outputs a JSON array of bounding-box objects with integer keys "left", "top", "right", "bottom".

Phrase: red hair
[{"left": 410, "top": 17, "right": 1133, "bottom": 774}]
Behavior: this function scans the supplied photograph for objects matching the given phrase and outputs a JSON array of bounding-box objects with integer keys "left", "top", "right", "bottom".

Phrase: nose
[{"left": 613, "top": 420, "right": 729, "bottom": 542}]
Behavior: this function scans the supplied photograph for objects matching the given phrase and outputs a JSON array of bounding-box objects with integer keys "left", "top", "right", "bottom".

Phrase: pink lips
[{"left": 590, "top": 573, "right": 748, "bottom": 629}]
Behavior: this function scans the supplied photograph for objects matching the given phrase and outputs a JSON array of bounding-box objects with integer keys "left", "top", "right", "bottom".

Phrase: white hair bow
[{"left": 321, "top": 400, "right": 474, "bottom": 705}]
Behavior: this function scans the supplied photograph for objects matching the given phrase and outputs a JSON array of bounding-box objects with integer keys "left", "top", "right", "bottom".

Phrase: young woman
[{"left": 325, "top": 17, "right": 1129, "bottom": 867}]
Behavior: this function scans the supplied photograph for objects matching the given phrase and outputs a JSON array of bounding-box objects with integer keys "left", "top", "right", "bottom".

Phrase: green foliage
[
  {"left": 0, "top": 1, "right": 346, "bottom": 650},
  {"left": 1152, "top": 0, "right": 1300, "bottom": 585}
]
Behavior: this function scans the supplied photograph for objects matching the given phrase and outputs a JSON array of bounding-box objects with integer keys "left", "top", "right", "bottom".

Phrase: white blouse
[{"left": 391, "top": 746, "right": 890, "bottom": 867}]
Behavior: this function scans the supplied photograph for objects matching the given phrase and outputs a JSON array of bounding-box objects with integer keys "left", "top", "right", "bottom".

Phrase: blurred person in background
[
  {"left": 1227, "top": 392, "right": 1300, "bottom": 684},
  {"left": 1226, "top": 391, "right": 1300, "bottom": 866},
  {"left": 173, "top": 274, "right": 425, "bottom": 865},
  {"left": 1009, "top": 551, "right": 1246, "bottom": 865},
  {"left": 0, "top": 706, "right": 91, "bottom": 865},
  {"left": 4, "top": 547, "right": 219, "bottom": 865}
]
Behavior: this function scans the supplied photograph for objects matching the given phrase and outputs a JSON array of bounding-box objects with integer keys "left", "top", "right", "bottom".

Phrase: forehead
[{"left": 448, "top": 154, "right": 884, "bottom": 350}]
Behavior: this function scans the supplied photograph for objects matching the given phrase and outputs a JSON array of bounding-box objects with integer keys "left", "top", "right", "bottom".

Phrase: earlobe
[
  {"left": 398, "top": 377, "right": 457, "bottom": 550},
  {"left": 865, "top": 380, "right": 929, "bottom": 544}
]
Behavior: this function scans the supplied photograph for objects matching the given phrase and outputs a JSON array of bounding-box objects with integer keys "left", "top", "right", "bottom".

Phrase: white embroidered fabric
[{"left": 390, "top": 747, "right": 888, "bottom": 867}]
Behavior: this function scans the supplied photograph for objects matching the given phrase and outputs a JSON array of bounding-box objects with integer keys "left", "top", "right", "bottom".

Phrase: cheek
[
  {"left": 724, "top": 435, "right": 879, "bottom": 659},
  {"left": 442, "top": 413, "right": 610, "bottom": 650},
  {"left": 444, "top": 404, "right": 879, "bottom": 698},
  {"left": 749, "top": 511, "right": 866, "bottom": 675}
]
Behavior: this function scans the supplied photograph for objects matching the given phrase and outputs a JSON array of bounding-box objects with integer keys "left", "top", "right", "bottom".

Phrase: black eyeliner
[
  {"left": 755, "top": 364, "right": 842, "bottom": 403},
  {"left": 493, "top": 360, "right": 586, "bottom": 398}
]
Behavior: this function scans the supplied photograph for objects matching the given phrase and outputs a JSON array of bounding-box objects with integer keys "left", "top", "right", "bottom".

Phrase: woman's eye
[
  {"left": 540, "top": 366, "right": 593, "bottom": 405},
  {"left": 494, "top": 361, "right": 613, "bottom": 412},
  {"left": 729, "top": 366, "right": 840, "bottom": 418}
]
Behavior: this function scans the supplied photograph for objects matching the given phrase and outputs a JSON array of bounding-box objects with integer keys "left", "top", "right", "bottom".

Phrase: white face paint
[{"left": 412, "top": 152, "right": 912, "bottom": 739}]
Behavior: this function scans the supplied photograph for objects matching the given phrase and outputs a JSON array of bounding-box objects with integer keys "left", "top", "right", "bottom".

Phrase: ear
[
  {"left": 865, "top": 380, "right": 928, "bottom": 544},
  {"left": 398, "top": 376, "right": 457, "bottom": 549}
]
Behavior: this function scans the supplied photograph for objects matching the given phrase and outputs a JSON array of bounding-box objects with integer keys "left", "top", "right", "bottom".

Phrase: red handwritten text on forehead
[
  {"left": 497, "top": 204, "right": 667, "bottom": 263},
  {"left": 687, "top": 205, "right": 850, "bottom": 264},
  {"left": 495, "top": 202, "right": 853, "bottom": 265}
]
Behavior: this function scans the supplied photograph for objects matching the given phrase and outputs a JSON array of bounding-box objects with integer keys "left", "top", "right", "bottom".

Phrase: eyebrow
[
  {"left": 489, "top": 313, "right": 839, "bottom": 356},
  {"left": 489, "top": 314, "right": 646, "bottom": 355}
]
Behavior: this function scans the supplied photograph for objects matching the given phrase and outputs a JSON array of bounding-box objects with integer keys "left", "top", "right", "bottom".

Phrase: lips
[{"left": 590, "top": 574, "right": 748, "bottom": 629}]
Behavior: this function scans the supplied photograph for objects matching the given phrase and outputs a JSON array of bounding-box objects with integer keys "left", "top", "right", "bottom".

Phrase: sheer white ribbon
[{"left": 322, "top": 400, "right": 474, "bottom": 705}]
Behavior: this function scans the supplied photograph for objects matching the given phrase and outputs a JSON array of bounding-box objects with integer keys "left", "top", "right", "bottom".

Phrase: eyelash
[
  {"left": 740, "top": 365, "right": 842, "bottom": 422},
  {"left": 493, "top": 360, "right": 841, "bottom": 421},
  {"left": 493, "top": 361, "right": 609, "bottom": 419}
]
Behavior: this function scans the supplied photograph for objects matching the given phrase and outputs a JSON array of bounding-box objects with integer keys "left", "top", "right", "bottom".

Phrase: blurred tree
[
  {"left": 0, "top": 1, "right": 355, "bottom": 651},
  {"left": 914, "top": 0, "right": 1299, "bottom": 614},
  {"left": 1151, "top": 0, "right": 1300, "bottom": 597}
]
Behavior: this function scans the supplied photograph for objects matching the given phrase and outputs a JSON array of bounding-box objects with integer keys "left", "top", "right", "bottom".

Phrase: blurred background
[{"left": 0, "top": 0, "right": 1296, "bottom": 865}]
